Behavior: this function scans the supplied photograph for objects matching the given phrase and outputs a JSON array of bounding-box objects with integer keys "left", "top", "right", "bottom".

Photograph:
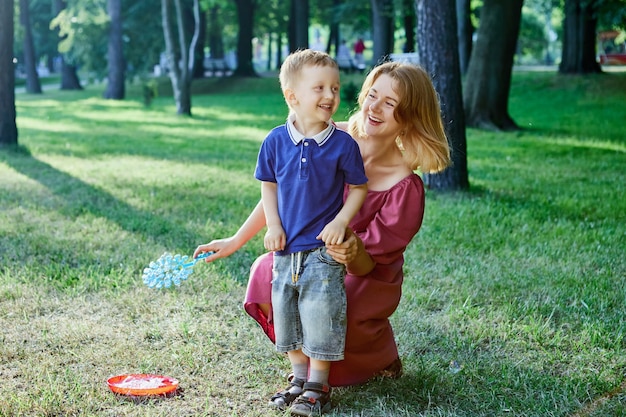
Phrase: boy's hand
[
  {"left": 264, "top": 225, "right": 286, "bottom": 252},
  {"left": 316, "top": 219, "right": 348, "bottom": 245}
]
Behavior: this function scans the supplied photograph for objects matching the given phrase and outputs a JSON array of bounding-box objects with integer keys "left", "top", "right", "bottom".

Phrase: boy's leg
[
  {"left": 290, "top": 358, "right": 333, "bottom": 416},
  {"left": 269, "top": 349, "right": 308, "bottom": 409},
  {"left": 307, "top": 358, "right": 330, "bottom": 395},
  {"left": 288, "top": 349, "right": 309, "bottom": 381}
]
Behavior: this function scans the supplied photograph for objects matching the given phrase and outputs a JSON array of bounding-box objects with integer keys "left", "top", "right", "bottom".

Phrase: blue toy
[{"left": 142, "top": 251, "right": 213, "bottom": 289}]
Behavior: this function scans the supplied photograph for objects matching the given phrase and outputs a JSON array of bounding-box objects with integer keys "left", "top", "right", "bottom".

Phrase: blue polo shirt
[{"left": 255, "top": 116, "right": 367, "bottom": 256}]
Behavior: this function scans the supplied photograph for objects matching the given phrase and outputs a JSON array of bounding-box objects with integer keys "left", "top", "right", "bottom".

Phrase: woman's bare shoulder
[{"left": 334, "top": 121, "right": 349, "bottom": 131}]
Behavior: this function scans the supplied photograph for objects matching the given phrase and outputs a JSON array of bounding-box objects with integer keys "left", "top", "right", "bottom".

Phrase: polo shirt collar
[{"left": 286, "top": 113, "right": 335, "bottom": 146}]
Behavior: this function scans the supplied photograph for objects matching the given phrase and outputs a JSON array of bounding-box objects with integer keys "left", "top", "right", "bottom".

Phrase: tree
[
  {"left": 416, "top": 0, "right": 468, "bottom": 191},
  {"left": 191, "top": 8, "right": 206, "bottom": 78},
  {"left": 402, "top": 0, "right": 416, "bottom": 52},
  {"left": 19, "top": 0, "right": 43, "bottom": 94},
  {"left": 50, "top": 0, "right": 163, "bottom": 84},
  {"left": 370, "top": 0, "right": 394, "bottom": 64},
  {"left": 233, "top": 0, "right": 258, "bottom": 76},
  {"left": 103, "top": 0, "right": 125, "bottom": 99},
  {"left": 207, "top": 4, "right": 226, "bottom": 59},
  {"left": 289, "top": 0, "right": 309, "bottom": 51},
  {"left": 559, "top": 0, "right": 602, "bottom": 73},
  {"left": 161, "top": 0, "right": 201, "bottom": 115},
  {"left": 456, "top": 0, "right": 472, "bottom": 74},
  {"left": 52, "top": 0, "right": 83, "bottom": 90},
  {"left": 463, "top": 0, "right": 524, "bottom": 131},
  {"left": 0, "top": 0, "right": 18, "bottom": 147}
]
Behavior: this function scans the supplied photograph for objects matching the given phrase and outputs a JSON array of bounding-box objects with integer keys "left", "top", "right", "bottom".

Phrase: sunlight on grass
[{"left": 17, "top": 116, "right": 86, "bottom": 133}]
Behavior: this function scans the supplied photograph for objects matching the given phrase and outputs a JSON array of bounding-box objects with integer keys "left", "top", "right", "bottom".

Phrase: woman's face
[{"left": 361, "top": 73, "right": 402, "bottom": 139}]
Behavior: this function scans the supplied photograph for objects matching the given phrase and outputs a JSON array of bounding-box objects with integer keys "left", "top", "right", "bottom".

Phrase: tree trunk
[
  {"left": 289, "top": 0, "right": 309, "bottom": 51},
  {"left": 559, "top": 0, "right": 602, "bottom": 74},
  {"left": 233, "top": 0, "right": 258, "bottom": 77},
  {"left": 54, "top": 0, "right": 82, "bottom": 90},
  {"left": 103, "top": 0, "right": 125, "bottom": 100},
  {"left": 463, "top": 0, "right": 523, "bottom": 131},
  {"left": 328, "top": 21, "right": 339, "bottom": 55},
  {"left": 190, "top": 6, "right": 206, "bottom": 78},
  {"left": 0, "top": 0, "right": 18, "bottom": 147},
  {"left": 456, "top": 0, "right": 472, "bottom": 75},
  {"left": 402, "top": 0, "right": 416, "bottom": 52},
  {"left": 417, "top": 0, "right": 468, "bottom": 191},
  {"left": 208, "top": 5, "right": 225, "bottom": 60},
  {"left": 19, "top": 0, "right": 42, "bottom": 94},
  {"left": 59, "top": 59, "right": 83, "bottom": 90},
  {"left": 161, "top": 0, "right": 199, "bottom": 115},
  {"left": 371, "top": 0, "right": 394, "bottom": 64}
]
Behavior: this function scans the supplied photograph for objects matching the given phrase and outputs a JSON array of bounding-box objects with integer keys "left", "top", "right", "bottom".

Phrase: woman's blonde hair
[{"left": 349, "top": 62, "right": 451, "bottom": 173}]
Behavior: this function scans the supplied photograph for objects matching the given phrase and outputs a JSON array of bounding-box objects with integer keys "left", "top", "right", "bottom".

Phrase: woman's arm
[
  {"left": 193, "top": 199, "right": 266, "bottom": 261},
  {"left": 326, "top": 229, "right": 376, "bottom": 276}
]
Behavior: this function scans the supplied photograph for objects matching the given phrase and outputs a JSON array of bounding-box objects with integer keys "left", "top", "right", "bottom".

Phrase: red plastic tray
[{"left": 107, "top": 374, "right": 179, "bottom": 396}]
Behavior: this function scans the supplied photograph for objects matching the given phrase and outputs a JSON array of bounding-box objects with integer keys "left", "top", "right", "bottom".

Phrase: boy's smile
[{"left": 287, "top": 64, "right": 340, "bottom": 137}]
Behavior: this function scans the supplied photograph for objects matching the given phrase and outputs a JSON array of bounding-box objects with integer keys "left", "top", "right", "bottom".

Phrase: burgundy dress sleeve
[{"left": 244, "top": 174, "right": 425, "bottom": 386}]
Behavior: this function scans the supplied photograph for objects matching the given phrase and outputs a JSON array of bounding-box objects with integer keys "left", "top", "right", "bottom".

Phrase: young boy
[{"left": 255, "top": 49, "right": 368, "bottom": 416}]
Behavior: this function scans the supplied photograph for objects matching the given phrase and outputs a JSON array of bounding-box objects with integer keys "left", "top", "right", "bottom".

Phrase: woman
[{"left": 194, "top": 61, "right": 451, "bottom": 387}]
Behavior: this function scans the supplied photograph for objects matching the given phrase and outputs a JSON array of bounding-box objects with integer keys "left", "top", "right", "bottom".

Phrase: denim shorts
[{"left": 271, "top": 247, "right": 347, "bottom": 361}]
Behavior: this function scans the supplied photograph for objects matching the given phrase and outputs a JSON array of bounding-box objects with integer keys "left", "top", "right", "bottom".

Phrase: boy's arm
[
  {"left": 317, "top": 183, "right": 368, "bottom": 245},
  {"left": 261, "top": 181, "right": 286, "bottom": 252}
]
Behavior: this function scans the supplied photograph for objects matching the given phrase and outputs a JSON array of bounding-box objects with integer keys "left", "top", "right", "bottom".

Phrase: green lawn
[{"left": 1, "top": 70, "right": 625, "bottom": 417}]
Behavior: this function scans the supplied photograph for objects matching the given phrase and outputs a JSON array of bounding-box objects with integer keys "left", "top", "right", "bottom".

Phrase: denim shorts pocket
[{"left": 316, "top": 247, "right": 344, "bottom": 268}]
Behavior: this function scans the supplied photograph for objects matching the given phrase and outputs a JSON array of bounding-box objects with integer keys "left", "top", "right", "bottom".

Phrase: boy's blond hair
[{"left": 279, "top": 49, "right": 339, "bottom": 91}]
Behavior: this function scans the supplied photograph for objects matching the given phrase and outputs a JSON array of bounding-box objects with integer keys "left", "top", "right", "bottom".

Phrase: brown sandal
[
  {"left": 289, "top": 382, "right": 332, "bottom": 416},
  {"left": 268, "top": 373, "right": 305, "bottom": 410}
]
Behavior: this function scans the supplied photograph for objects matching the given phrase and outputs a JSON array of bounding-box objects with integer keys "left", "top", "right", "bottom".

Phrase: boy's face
[{"left": 285, "top": 64, "right": 340, "bottom": 123}]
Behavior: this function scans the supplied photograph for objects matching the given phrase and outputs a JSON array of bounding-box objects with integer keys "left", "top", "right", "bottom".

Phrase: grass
[{"left": 1, "top": 70, "right": 625, "bottom": 416}]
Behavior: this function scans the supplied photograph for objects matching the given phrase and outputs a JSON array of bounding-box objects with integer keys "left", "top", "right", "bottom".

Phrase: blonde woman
[{"left": 195, "top": 61, "right": 451, "bottom": 413}]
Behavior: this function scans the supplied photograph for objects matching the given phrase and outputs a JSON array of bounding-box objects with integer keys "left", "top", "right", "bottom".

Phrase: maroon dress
[{"left": 244, "top": 174, "right": 425, "bottom": 386}]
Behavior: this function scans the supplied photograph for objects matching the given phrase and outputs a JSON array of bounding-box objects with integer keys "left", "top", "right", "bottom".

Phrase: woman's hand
[
  {"left": 325, "top": 228, "right": 360, "bottom": 265},
  {"left": 193, "top": 236, "right": 240, "bottom": 263}
]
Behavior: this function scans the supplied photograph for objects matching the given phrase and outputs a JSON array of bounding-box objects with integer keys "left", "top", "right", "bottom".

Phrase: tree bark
[
  {"left": 463, "top": 0, "right": 523, "bottom": 131},
  {"left": 0, "top": 0, "right": 18, "bottom": 147},
  {"left": 402, "top": 0, "right": 416, "bottom": 52},
  {"left": 559, "top": 0, "right": 602, "bottom": 74},
  {"left": 289, "top": 0, "right": 309, "bottom": 51},
  {"left": 371, "top": 0, "right": 394, "bottom": 64},
  {"left": 416, "top": 0, "right": 469, "bottom": 191},
  {"left": 19, "top": 0, "right": 42, "bottom": 94},
  {"left": 233, "top": 0, "right": 258, "bottom": 77},
  {"left": 161, "top": 0, "right": 199, "bottom": 115},
  {"left": 54, "top": 0, "right": 82, "bottom": 90},
  {"left": 208, "top": 5, "right": 225, "bottom": 59},
  {"left": 456, "top": 0, "right": 472, "bottom": 75},
  {"left": 188, "top": 5, "right": 206, "bottom": 78},
  {"left": 103, "top": 0, "right": 125, "bottom": 99}
]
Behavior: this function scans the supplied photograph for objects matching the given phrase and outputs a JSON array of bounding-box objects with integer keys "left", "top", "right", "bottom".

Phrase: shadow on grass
[
  {"left": 331, "top": 367, "right": 451, "bottom": 415},
  {"left": 0, "top": 147, "right": 205, "bottom": 279}
]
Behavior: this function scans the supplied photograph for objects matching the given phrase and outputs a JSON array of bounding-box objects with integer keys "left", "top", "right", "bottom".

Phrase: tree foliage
[{"left": 50, "top": 0, "right": 163, "bottom": 80}]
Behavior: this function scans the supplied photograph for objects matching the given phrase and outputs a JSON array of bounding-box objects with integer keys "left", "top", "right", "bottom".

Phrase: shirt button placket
[{"left": 300, "top": 140, "right": 310, "bottom": 179}]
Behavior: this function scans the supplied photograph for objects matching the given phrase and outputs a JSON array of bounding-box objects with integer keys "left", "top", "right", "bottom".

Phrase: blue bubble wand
[{"left": 142, "top": 251, "right": 213, "bottom": 289}]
